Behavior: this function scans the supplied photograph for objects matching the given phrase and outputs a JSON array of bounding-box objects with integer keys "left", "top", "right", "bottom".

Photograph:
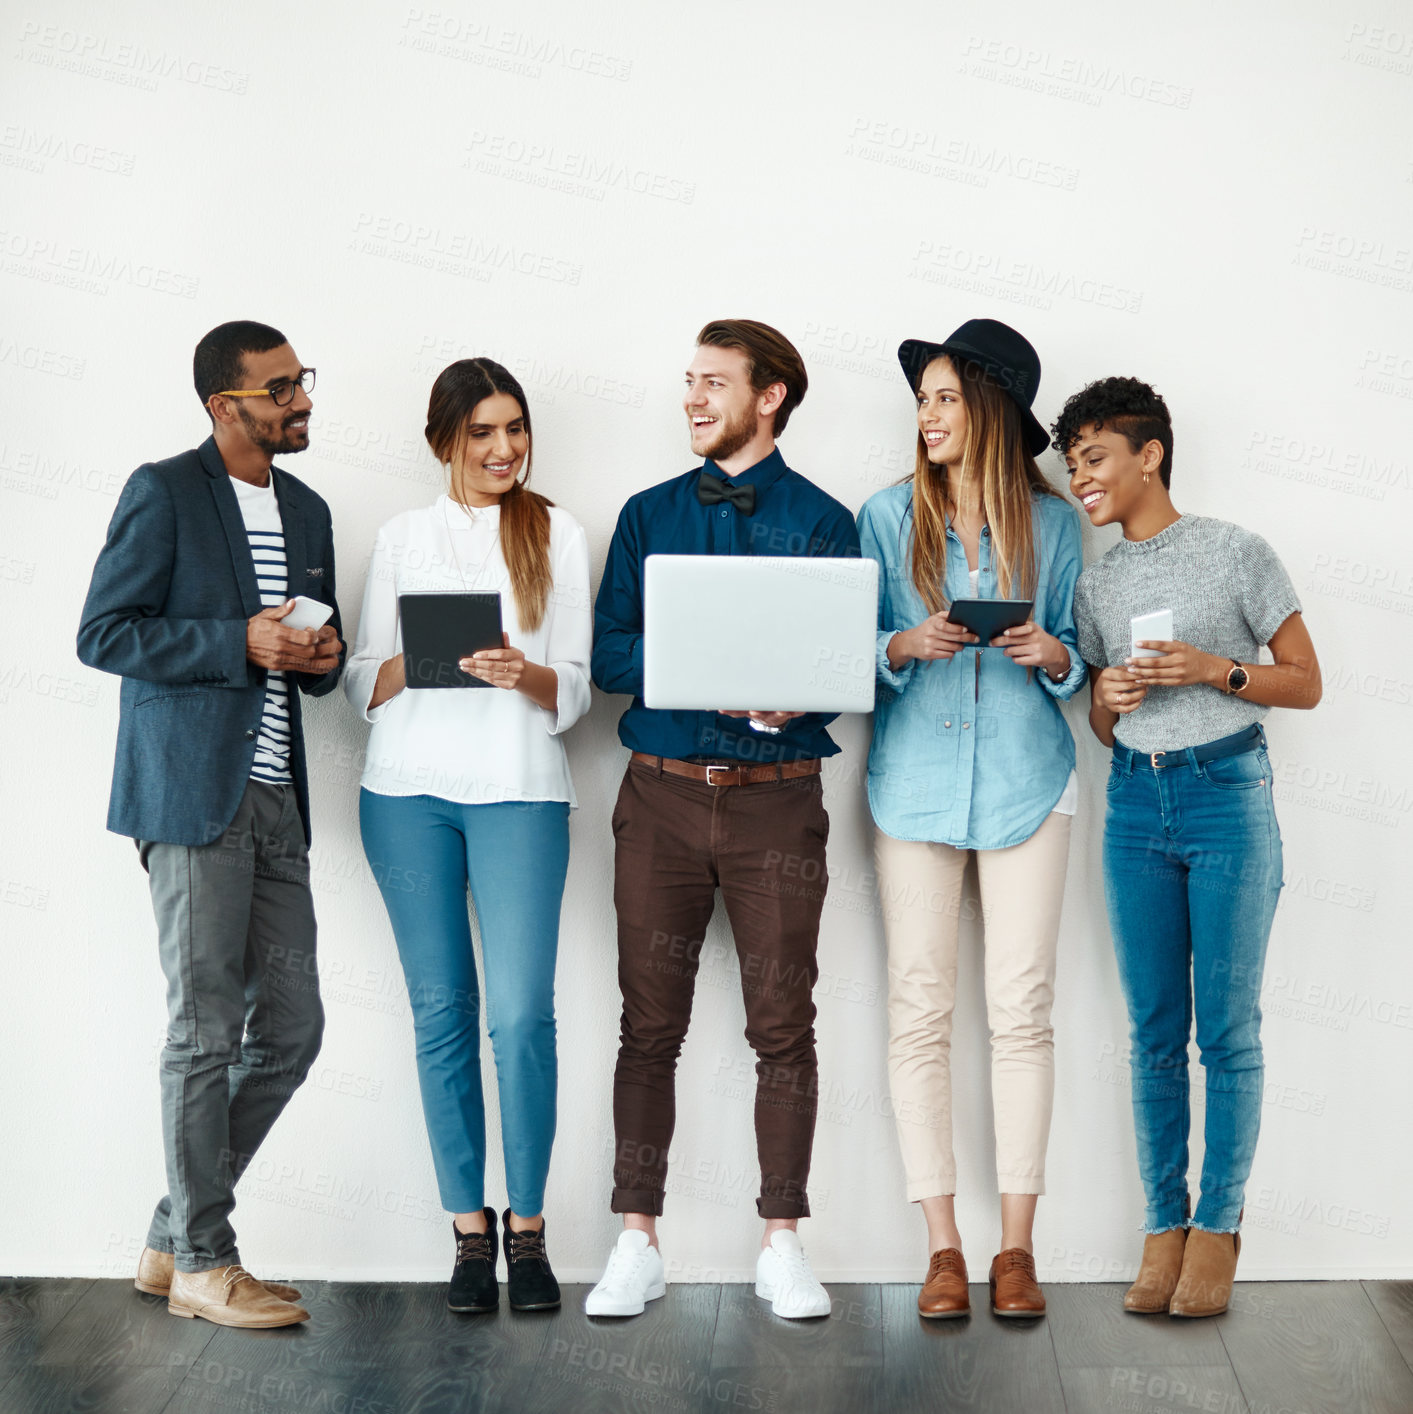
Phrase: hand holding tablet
[
  {"left": 399, "top": 592, "right": 504, "bottom": 689},
  {"left": 945, "top": 598, "right": 1034, "bottom": 643}
]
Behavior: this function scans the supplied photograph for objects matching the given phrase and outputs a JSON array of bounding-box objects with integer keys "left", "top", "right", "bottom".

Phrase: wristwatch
[{"left": 1224, "top": 660, "right": 1249, "bottom": 695}]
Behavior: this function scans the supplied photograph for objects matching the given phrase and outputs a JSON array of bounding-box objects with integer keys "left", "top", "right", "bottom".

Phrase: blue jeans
[
  {"left": 1102, "top": 728, "right": 1283, "bottom": 1234},
  {"left": 359, "top": 791, "right": 569, "bottom": 1216}
]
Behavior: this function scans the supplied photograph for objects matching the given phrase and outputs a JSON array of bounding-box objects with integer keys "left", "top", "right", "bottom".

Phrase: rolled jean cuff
[
  {"left": 905, "top": 1174, "right": 957, "bottom": 1203},
  {"left": 757, "top": 1195, "right": 810, "bottom": 1220},
  {"left": 174, "top": 1250, "right": 240, "bottom": 1275},
  {"left": 611, "top": 1187, "right": 664, "bottom": 1217},
  {"left": 996, "top": 1172, "right": 1046, "bottom": 1196},
  {"left": 144, "top": 1236, "right": 175, "bottom": 1255}
]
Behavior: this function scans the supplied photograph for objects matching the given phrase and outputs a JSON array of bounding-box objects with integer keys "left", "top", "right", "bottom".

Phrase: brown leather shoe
[
  {"left": 1169, "top": 1228, "right": 1240, "bottom": 1318},
  {"left": 168, "top": 1265, "right": 309, "bottom": 1327},
  {"left": 136, "top": 1247, "right": 302, "bottom": 1303},
  {"left": 1124, "top": 1228, "right": 1187, "bottom": 1313},
  {"left": 989, "top": 1248, "right": 1045, "bottom": 1318},
  {"left": 917, "top": 1247, "right": 969, "bottom": 1319}
]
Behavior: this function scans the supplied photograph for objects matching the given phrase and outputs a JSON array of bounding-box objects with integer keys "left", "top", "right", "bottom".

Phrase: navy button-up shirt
[{"left": 591, "top": 448, "right": 861, "bottom": 763}]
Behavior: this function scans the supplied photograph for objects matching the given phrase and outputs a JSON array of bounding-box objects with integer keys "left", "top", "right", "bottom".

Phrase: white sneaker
[
  {"left": 755, "top": 1229, "right": 831, "bottom": 1319},
  {"left": 584, "top": 1229, "right": 666, "bottom": 1317}
]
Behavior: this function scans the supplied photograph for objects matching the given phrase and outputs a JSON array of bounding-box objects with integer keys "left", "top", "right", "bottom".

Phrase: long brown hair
[
  {"left": 908, "top": 355, "right": 1058, "bottom": 615},
  {"left": 425, "top": 359, "right": 554, "bottom": 632}
]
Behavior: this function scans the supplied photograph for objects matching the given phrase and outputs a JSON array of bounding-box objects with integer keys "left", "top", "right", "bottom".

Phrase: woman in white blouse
[{"left": 344, "top": 359, "right": 590, "bottom": 1315}]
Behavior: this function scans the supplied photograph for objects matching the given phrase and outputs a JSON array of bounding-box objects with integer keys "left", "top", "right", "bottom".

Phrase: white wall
[{"left": 3, "top": 0, "right": 1410, "bottom": 1283}]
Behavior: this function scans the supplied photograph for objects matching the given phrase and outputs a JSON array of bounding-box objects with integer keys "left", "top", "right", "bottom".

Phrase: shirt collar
[
  {"left": 437, "top": 492, "right": 501, "bottom": 526},
  {"left": 702, "top": 446, "right": 788, "bottom": 494}
]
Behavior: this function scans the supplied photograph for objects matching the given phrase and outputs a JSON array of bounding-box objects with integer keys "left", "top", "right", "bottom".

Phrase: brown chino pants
[{"left": 609, "top": 757, "right": 830, "bottom": 1218}]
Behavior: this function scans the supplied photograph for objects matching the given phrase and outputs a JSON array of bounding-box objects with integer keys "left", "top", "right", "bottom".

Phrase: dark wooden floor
[{"left": 2, "top": 1277, "right": 1411, "bottom": 1414}]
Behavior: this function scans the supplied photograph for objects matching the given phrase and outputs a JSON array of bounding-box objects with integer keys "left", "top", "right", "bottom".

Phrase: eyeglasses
[{"left": 213, "top": 368, "right": 316, "bottom": 407}]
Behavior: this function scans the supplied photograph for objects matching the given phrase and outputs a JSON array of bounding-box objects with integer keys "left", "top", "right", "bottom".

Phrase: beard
[
  {"left": 693, "top": 402, "right": 757, "bottom": 464},
  {"left": 236, "top": 402, "right": 310, "bottom": 455}
]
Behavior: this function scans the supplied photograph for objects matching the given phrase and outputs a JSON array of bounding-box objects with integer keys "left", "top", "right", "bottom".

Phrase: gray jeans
[{"left": 139, "top": 780, "right": 324, "bottom": 1273}]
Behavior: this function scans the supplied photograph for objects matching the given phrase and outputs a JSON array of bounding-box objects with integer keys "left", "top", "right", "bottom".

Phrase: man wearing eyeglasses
[{"left": 78, "top": 321, "right": 344, "bottom": 1328}]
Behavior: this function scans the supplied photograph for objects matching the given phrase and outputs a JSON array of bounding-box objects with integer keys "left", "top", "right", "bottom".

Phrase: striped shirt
[{"left": 231, "top": 476, "right": 292, "bottom": 783}]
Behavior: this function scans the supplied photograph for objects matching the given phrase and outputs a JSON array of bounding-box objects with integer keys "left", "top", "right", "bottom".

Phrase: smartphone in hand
[
  {"left": 283, "top": 595, "right": 335, "bottom": 631},
  {"left": 1129, "top": 609, "right": 1172, "bottom": 660}
]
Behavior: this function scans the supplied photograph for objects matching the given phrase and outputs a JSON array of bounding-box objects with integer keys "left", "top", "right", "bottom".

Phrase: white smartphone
[
  {"left": 1130, "top": 608, "right": 1173, "bottom": 660},
  {"left": 283, "top": 595, "right": 334, "bottom": 631}
]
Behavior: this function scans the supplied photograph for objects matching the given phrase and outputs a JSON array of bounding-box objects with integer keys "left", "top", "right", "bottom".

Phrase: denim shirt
[{"left": 858, "top": 483, "right": 1086, "bottom": 849}]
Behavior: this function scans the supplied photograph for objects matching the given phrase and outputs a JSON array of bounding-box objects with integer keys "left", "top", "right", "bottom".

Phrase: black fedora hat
[{"left": 898, "top": 318, "right": 1049, "bottom": 457}]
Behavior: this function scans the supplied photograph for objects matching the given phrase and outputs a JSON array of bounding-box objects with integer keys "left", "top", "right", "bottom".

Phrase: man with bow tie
[{"left": 586, "top": 319, "right": 859, "bottom": 1321}]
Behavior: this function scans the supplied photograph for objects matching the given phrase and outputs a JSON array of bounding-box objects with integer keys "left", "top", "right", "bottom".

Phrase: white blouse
[{"left": 343, "top": 494, "right": 592, "bottom": 806}]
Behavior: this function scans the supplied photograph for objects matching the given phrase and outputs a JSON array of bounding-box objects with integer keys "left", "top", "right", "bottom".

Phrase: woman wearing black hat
[{"left": 857, "top": 319, "right": 1085, "bottom": 1320}]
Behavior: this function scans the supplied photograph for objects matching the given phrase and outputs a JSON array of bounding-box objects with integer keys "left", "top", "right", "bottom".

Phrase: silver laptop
[{"left": 642, "top": 554, "right": 879, "bottom": 713}]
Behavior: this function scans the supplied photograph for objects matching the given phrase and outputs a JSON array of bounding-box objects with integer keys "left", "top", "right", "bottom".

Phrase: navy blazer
[{"left": 77, "top": 437, "right": 344, "bottom": 846}]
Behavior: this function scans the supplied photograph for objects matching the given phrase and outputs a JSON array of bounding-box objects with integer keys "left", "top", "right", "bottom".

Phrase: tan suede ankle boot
[
  {"left": 1169, "top": 1228, "right": 1240, "bottom": 1317},
  {"left": 1124, "top": 1227, "right": 1188, "bottom": 1313}
]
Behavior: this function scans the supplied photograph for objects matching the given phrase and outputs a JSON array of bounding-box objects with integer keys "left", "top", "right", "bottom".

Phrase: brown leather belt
[{"left": 630, "top": 752, "right": 822, "bottom": 787}]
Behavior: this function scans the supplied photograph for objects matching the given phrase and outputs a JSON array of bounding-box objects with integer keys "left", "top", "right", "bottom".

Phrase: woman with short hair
[{"left": 1056, "top": 374, "right": 1320, "bottom": 1317}]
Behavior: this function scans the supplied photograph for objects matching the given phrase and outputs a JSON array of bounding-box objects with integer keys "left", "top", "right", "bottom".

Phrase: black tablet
[
  {"left": 399, "top": 592, "right": 503, "bottom": 689},
  {"left": 946, "top": 597, "right": 1033, "bottom": 644}
]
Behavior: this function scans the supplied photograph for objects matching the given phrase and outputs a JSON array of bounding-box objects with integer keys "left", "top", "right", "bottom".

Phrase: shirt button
[
  {"left": 245, "top": 729, "right": 256, "bottom": 739},
  {"left": 720, "top": 508, "right": 728, "bottom": 518},
  {"left": 962, "top": 722, "right": 971, "bottom": 729},
  {"left": 943, "top": 721, "right": 952, "bottom": 728}
]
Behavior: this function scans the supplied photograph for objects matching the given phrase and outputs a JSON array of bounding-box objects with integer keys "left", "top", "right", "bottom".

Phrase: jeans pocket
[
  {"left": 1105, "top": 762, "right": 1126, "bottom": 794},
  {"left": 1200, "top": 750, "right": 1268, "bottom": 790}
]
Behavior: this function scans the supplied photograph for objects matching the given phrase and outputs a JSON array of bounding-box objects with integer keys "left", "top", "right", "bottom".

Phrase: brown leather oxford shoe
[
  {"left": 918, "top": 1247, "right": 970, "bottom": 1319},
  {"left": 989, "top": 1248, "right": 1045, "bottom": 1318}
]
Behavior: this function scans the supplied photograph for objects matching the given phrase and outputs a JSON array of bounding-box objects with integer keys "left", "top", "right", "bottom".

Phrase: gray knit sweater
[{"left": 1072, "top": 515, "right": 1301, "bottom": 753}]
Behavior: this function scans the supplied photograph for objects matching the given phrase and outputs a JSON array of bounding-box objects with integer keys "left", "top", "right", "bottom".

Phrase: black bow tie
[{"left": 696, "top": 470, "right": 756, "bottom": 516}]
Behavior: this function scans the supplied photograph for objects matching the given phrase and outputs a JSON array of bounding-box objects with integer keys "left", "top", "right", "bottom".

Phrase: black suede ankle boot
[
  {"left": 448, "top": 1209, "right": 498, "bottom": 1313},
  {"left": 502, "top": 1211, "right": 560, "bottom": 1311}
]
